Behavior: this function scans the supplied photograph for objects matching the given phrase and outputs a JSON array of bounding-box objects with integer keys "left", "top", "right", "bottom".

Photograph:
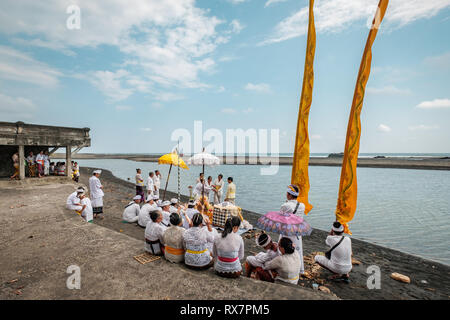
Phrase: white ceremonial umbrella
[{"left": 188, "top": 148, "right": 220, "bottom": 199}]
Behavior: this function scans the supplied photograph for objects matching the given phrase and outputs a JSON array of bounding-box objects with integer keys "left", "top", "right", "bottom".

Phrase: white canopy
[{"left": 187, "top": 152, "right": 220, "bottom": 167}]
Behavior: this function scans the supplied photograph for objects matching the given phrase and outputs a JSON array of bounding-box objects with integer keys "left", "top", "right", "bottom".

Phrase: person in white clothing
[
  {"left": 245, "top": 233, "right": 280, "bottom": 278},
  {"left": 159, "top": 200, "right": 172, "bottom": 227},
  {"left": 183, "top": 213, "right": 215, "bottom": 269},
  {"left": 193, "top": 178, "right": 211, "bottom": 200},
  {"left": 66, "top": 187, "right": 85, "bottom": 211},
  {"left": 314, "top": 221, "right": 352, "bottom": 282},
  {"left": 182, "top": 200, "right": 198, "bottom": 229},
  {"left": 138, "top": 196, "right": 157, "bottom": 228},
  {"left": 43, "top": 151, "right": 50, "bottom": 176},
  {"left": 262, "top": 238, "right": 301, "bottom": 284},
  {"left": 135, "top": 168, "right": 145, "bottom": 202},
  {"left": 89, "top": 170, "right": 105, "bottom": 219},
  {"left": 213, "top": 216, "right": 244, "bottom": 278},
  {"left": 169, "top": 198, "right": 179, "bottom": 214},
  {"left": 163, "top": 213, "right": 187, "bottom": 263},
  {"left": 147, "top": 172, "right": 155, "bottom": 197},
  {"left": 122, "top": 195, "right": 141, "bottom": 223},
  {"left": 153, "top": 170, "right": 162, "bottom": 198},
  {"left": 78, "top": 193, "right": 94, "bottom": 222},
  {"left": 278, "top": 184, "right": 305, "bottom": 274},
  {"left": 144, "top": 210, "right": 167, "bottom": 255},
  {"left": 35, "top": 151, "right": 45, "bottom": 178},
  {"left": 212, "top": 174, "right": 225, "bottom": 204}
]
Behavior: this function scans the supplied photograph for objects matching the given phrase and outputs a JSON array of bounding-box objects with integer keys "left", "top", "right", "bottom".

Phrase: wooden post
[
  {"left": 163, "top": 164, "right": 172, "bottom": 201},
  {"left": 66, "top": 145, "right": 72, "bottom": 179},
  {"left": 19, "top": 145, "right": 25, "bottom": 180}
]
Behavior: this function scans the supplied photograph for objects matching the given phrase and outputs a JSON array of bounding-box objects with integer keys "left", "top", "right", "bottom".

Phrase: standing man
[
  {"left": 147, "top": 172, "right": 155, "bottom": 198},
  {"left": 89, "top": 170, "right": 105, "bottom": 219},
  {"left": 135, "top": 168, "right": 145, "bottom": 202},
  {"left": 224, "top": 177, "right": 236, "bottom": 205},
  {"left": 153, "top": 170, "right": 162, "bottom": 199},
  {"left": 35, "top": 151, "right": 45, "bottom": 178},
  {"left": 213, "top": 174, "right": 224, "bottom": 204},
  {"left": 43, "top": 151, "right": 50, "bottom": 176}
]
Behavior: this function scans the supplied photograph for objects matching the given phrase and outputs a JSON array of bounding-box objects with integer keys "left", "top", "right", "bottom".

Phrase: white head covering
[
  {"left": 170, "top": 198, "right": 178, "bottom": 204},
  {"left": 133, "top": 195, "right": 142, "bottom": 201},
  {"left": 287, "top": 184, "right": 299, "bottom": 197},
  {"left": 256, "top": 233, "right": 271, "bottom": 247},
  {"left": 161, "top": 200, "right": 171, "bottom": 207},
  {"left": 153, "top": 195, "right": 159, "bottom": 200},
  {"left": 156, "top": 200, "right": 163, "bottom": 207},
  {"left": 93, "top": 170, "right": 102, "bottom": 175},
  {"left": 332, "top": 223, "right": 344, "bottom": 233},
  {"left": 76, "top": 187, "right": 85, "bottom": 192},
  {"left": 146, "top": 196, "right": 153, "bottom": 202}
]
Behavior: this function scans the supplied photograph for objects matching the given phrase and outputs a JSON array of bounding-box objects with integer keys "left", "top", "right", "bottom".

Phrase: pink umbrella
[{"left": 256, "top": 211, "right": 312, "bottom": 237}]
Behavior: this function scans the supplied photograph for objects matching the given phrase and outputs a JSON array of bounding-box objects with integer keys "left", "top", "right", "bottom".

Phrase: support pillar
[
  {"left": 19, "top": 145, "right": 25, "bottom": 180},
  {"left": 66, "top": 145, "right": 72, "bottom": 179}
]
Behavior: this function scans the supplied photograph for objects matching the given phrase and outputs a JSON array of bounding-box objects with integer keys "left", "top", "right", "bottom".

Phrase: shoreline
[
  {"left": 79, "top": 166, "right": 450, "bottom": 300},
  {"left": 53, "top": 153, "right": 450, "bottom": 171}
]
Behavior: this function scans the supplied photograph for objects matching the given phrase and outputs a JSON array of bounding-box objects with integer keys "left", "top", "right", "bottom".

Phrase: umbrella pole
[
  {"left": 202, "top": 162, "right": 205, "bottom": 200},
  {"left": 163, "top": 164, "right": 172, "bottom": 201}
]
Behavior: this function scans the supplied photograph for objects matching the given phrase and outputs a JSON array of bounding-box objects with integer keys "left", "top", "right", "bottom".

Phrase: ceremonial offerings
[
  {"left": 212, "top": 204, "right": 243, "bottom": 228},
  {"left": 196, "top": 195, "right": 214, "bottom": 221},
  {"left": 256, "top": 211, "right": 312, "bottom": 237}
]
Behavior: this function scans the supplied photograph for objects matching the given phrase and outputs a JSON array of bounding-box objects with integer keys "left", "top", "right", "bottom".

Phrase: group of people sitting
[
  {"left": 121, "top": 183, "right": 353, "bottom": 284},
  {"left": 10, "top": 150, "right": 80, "bottom": 181}
]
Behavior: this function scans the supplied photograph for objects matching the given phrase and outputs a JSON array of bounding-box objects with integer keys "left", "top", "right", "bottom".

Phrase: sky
[{"left": 0, "top": 0, "right": 449, "bottom": 154}]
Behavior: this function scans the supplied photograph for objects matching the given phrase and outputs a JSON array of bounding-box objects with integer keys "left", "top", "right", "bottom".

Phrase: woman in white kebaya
[
  {"left": 144, "top": 210, "right": 167, "bottom": 256},
  {"left": 212, "top": 216, "right": 244, "bottom": 278},
  {"left": 183, "top": 213, "right": 215, "bottom": 269},
  {"left": 262, "top": 237, "right": 301, "bottom": 285}
]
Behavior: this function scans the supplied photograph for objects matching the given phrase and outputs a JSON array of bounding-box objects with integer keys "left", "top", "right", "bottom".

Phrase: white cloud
[
  {"left": 367, "top": 86, "right": 411, "bottom": 95},
  {"left": 140, "top": 128, "right": 152, "bottom": 132},
  {"left": 221, "top": 108, "right": 237, "bottom": 114},
  {"left": 377, "top": 124, "right": 392, "bottom": 133},
  {"left": 265, "top": 0, "right": 288, "bottom": 8},
  {"left": 262, "top": 0, "right": 450, "bottom": 45},
  {"left": 88, "top": 70, "right": 134, "bottom": 101},
  {"left": 424, "top": 52, "right": 450, "bottom": 70},
  {"left": 0, "top": 1, "right": 232, "bottom": 98},
  {"left": 0, "top": 45, "right": 61, "bottom": 87},
  {"left": 244, "top": 83, "right": 271, "bottom": 93},
  {"left": 0, "top": 92, "right": 36, "bottom": 119},
  {"left": 417, "top": 98, "right": 450, "bottom": 109},
  {"left": 154, "top": 92, "right": 184, "bottom": 102},
  {"left": 230, "top": 20, "right": 245, "bottom": 34},
  {"left": 243, "top": 108, "right": 254, "bottom": 113},
  {"left": 228, "top": 0, "right": 248, "bottom": 4},
  {"left": 115, "top": 105, "right": 133, "bottom": 111},
  {"left": 216, "top": 86, "right": 226, "bottom": 93},
  {"left": 408, "top": 124, "right": 440, "bottom": 131}
]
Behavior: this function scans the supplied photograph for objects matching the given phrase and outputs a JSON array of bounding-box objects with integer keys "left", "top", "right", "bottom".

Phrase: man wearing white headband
[
  {"left": 159, "top": 200, "right": 172, "bottom": 227},
  {"left": 122, "top": 195, "right": 142, "bottom": 223},
  {"left": 77, "top": 191, "right": 93, "bottom": 223},
  {"left": 66, "top": 187, "right": 85, "bottom": 211},
  {"left": 89, "top": 170, "right": 104, "bottom": 219},
  {"left": 314, "top": 221, "right": 352, "bottom": 282},
  {"left": 245, "top": 233, "right": 280, "bottom": 278},
  {"left": 169, "top": 198, "right": 179, "bottom": 214},
  {"left": 278, "top": 184, "right": 306, "bottom": 275},
  {"left": 138, "top": 195, "right": 157, "bottom": 228}
]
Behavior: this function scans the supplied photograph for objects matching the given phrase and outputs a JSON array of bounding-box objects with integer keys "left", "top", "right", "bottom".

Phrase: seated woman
[
  {"left": 163, "top": 213, "right": 187, "bottom": 263},
  {"left": 144, "top": 210, "right": 167, "bottom": 256},
  {"left": 183, "top": 213, "right": 215, "bottom": 270},
  {"left": 212, "top": 216, "right": 244, "bottom": 278},
  {"left": 278, "top": 184, "right": 305, "bottom": 275},
  {"left": 257, "top": 237, "right": 301, "bottom": 285},
  {"left": 244, "top": 233, "right": 279, "bottom": 278},
  {"left": 314, "top": 221, "right": 352, "bottom": 282}
]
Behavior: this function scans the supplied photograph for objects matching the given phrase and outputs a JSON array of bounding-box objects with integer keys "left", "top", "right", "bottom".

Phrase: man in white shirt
[
  {"left": 138, "top": 195, "right": 158, "bottom": 228},
  {"left": 159, "top": 200, "right": 172, "bottom": 227},
  {"left": 89, "top": 170, "right": 105, "bottom": 219},
  {"left": 43, "top": 151, "right": 50, "bottom": 176},
  {"left": 35, "top": 151, "right": 45, "bottom": 178},
  {"left": 314, "top": 221, "right": 352, "bottom": 282},
  {"left": 78, "top": 193, "right": 94, "bottom": 222},
  {"left": 213, "top": 174, "right": 225, "bottom": 204},
  {"left": 66, "top": 187, "right": 85, "bottom": 211},
  {"left": 123, "top": 195, "right": 142, "bottom": 223},
  {"left": 153, "top": 170, "right": 162, "bottom": 199},
  {"left": 147, "top": 172, "right": 155, "bottom": 197}
]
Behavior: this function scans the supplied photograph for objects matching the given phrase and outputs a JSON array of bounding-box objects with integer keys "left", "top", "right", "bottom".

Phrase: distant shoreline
[{"left": 53, "top": 153, "right": 450, "bottom": 171}]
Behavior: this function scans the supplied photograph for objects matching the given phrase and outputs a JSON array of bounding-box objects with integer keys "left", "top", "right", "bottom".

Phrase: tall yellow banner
[
  {"left": 291, "top": 0, "right": 315, "bottom": 214},
  {"left": 336, "top": 0, "right": 389, "bottom": 234}
]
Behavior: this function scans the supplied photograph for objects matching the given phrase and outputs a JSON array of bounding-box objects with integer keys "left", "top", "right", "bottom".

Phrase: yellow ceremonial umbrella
[{"left": 158, "top": 151, "right": 189, "bottom": 201}]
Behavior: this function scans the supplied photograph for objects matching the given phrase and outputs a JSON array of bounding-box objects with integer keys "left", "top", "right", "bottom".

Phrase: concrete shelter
[{"left": 0, "top": 121, "right": 90, "bottom": 179}]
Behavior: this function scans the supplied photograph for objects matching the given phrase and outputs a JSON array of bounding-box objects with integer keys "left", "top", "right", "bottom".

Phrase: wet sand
[
  {"left": 54, "top": 153, "right": 450, "bottom": 170},
  {"left": 80, "top": 167, "right": 450, "bottom": 300}
]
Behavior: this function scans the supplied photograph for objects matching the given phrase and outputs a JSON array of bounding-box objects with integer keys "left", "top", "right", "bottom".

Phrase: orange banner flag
[
  {"left": 336, "top": 0, "right": 389, "bottom": 234},
  {"left": 291, "top": 0, "right": 316, "bottom": 215}
]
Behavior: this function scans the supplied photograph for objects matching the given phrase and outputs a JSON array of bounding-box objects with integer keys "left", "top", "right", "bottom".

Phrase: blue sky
[{"left": 0, "top": 0, "right": 449, "bottom": 154}]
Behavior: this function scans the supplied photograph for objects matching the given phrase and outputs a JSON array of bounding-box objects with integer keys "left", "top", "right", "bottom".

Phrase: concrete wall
[{"left": 0, "top": 146, "right": 49, "bottom": 178}]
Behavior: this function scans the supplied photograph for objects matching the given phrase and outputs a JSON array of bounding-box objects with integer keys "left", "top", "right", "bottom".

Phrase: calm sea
[{"left": 68, "top": 158, "right": 450, "bottom": 266}]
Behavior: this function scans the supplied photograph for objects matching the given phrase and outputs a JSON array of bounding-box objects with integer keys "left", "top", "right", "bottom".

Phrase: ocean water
[{"left": 70, "top": 158, "right": 450, "bottom": 266}]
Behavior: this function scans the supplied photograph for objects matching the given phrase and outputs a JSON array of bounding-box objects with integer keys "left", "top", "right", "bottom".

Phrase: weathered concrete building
[{"left": 0, "top": 121, "right": 90, "bottom": 179}]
